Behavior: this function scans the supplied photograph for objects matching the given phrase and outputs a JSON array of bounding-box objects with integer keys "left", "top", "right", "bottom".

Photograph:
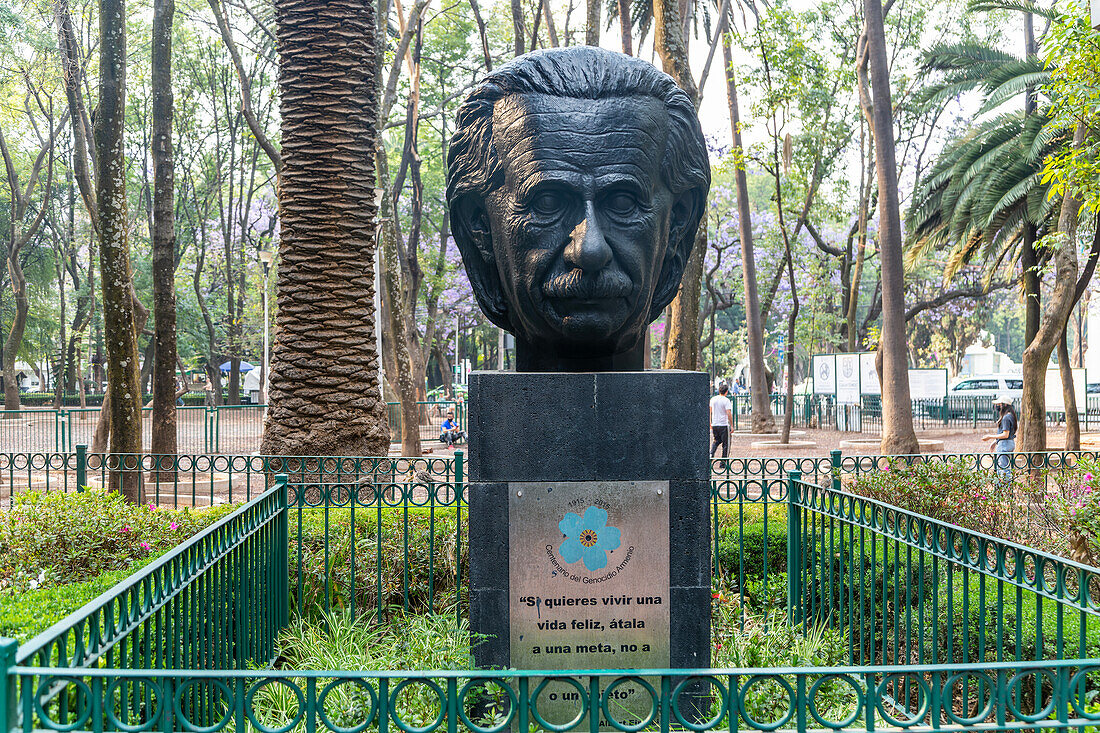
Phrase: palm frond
[
  {"left": 967, "top": 0, "right": 1057, "bottom": 20},
  {"left": 920, "top": 41, "right": 1018, "bottom": 74},
  {"left": 978, "top": 70, "right": 1052, "bottom": 115}
]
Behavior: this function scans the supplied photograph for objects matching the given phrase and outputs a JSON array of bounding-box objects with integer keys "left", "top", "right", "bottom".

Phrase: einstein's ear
[
  {"left": 450, "top": 194, "right": 511, "bottom": 331},
  {"left": 649, "top": 187, "right": 706, "bottom": 319}
]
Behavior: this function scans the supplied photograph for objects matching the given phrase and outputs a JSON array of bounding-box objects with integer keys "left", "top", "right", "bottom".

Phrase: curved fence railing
[
  {"left": 1, "top": 448, "right": 1093, "bottom": 510},
  {"left": 15, "top": 481, "right": 288, "bottom": 671},
  {"left": 7, "top": 661, "right": 1100, "bottom": 733},
  {"left": 790, "top": 469, "right": 1100, "bottom": 720}
]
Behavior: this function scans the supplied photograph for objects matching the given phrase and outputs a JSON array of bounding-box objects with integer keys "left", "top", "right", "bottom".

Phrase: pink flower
[
  {"left": 140, "top": 542, "right": 151, "bottom": 551},
  {"left": 120, "top": 525, "right": 131, "bottom": 533},
  {"left": 1086, "top": 473, "right": 1094, "bottom": 481},
  {"left": 170, "top": 522, "right": 179, "bottom": 531}
]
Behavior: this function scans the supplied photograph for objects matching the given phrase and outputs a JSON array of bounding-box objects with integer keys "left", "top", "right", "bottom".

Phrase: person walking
[
  {"left": 982, "top": 395, "right": 1017, "bottom": 482},
  {"left": 710, "top": 383, "right": 734, "bottom": 458}
]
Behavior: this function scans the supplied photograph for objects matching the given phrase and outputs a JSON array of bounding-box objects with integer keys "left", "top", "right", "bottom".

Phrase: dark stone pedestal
[{"left": 467, "top": 370, "right": 711, "bottom": 683}]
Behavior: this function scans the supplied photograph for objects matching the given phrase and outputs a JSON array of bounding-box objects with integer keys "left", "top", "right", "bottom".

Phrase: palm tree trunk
[
  {"left": 721, "top": 31, "right": 773, "bottom": 432},
  {"left": 863, "top": 0, "right": 919, "bottom": 455},
  {"left": 264, "top": 0, "right": 390, "bottom": 457},
  {"left": 97, "top": 0, "right": 144, "bottom": 500},
  {"left": 150, "top": 0, "right": 177, "bottom": 458}
]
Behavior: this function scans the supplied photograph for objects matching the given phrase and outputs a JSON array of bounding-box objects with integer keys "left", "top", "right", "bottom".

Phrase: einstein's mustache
[{"left": 541, "top": 269, "right": 632, "bottom": 299}]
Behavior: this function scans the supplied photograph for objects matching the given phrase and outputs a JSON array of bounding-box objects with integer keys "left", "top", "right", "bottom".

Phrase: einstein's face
[{"left": 481, "top": 93, "right": 682, "bottom": 358}]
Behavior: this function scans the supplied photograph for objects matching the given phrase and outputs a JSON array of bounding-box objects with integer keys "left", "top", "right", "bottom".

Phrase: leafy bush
[
  {"left": 290, "top": 508, "right": 464, "bottom": 620},
  {"left": 0, "top": 558, "right": 158, "bottom": 641},
  {"left": 715, "top": 518, "right": 787, "bottom": 582},
  {"left": 0, "top": 489, "right": 234, "bottom": 590},
  {"left": 712, "top": 600, "right": 857, "bottom": 726},
  {"left": 250, "top": 611, "right": 475, "bottom": 732}
]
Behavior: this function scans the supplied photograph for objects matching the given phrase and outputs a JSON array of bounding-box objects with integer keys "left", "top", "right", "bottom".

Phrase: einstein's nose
[{"left": 565, "top": 201, "right": 612, "bottom": 272}]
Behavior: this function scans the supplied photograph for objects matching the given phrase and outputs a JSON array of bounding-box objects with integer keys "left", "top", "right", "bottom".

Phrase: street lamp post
[{"left": 258, "top": 249, "right": 273, "bottom": 414}]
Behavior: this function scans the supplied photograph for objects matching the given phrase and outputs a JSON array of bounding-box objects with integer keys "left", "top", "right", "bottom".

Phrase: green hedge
[{"left": 0, "top": 558, "right": 156, "bottom": 641}]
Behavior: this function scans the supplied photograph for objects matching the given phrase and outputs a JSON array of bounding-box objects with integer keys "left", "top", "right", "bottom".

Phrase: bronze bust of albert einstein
[{"left": 446, "top": 47, "right": 710, "bottom": 372}]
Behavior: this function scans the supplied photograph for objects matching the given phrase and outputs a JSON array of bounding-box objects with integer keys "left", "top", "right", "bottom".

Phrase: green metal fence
[
  {"left": 790, "top": 466, "right": 1100, "bottom": 722},
  {"left": 4, "top": 455, "right": 1100, "bottom": 731},
  {"left": 726, "top": 394, "right": 1100, "bottom": 433},
  {"left": 15, "top": 483, "right": 288, "bottom": 671},
  {"left": 9, "top": 661, "right": 1100, "bottom": 733},
  {"left": 0, "top": 450, "right": 462, "bottom": 508},
  {"left": 0, "top": 402, "right": 467, "bottom": 454},
  {"left": 287, "top": 454, "right": 466, "bottom": 622}
]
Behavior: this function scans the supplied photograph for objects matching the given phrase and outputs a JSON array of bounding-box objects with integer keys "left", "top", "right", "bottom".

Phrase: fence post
[
  {"left": 76, "top": 444, "right": 87, "bottom": 492},
  {"left": 275, "top": 474, "right": 289, "bottom": 630},
  {"left": 830, "top": 449, "right": 842, "bottom": 492},
  {"left": 786, "top": 470, "right": 802, "bottom": 627},
  {"left": 0, "top": 637, "right": 16, "bottom": 733},
  {"left": 453, "top": 449, "right": 464, "bottom": 626}
]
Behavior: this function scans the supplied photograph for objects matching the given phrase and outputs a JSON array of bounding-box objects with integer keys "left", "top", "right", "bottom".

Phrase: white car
[
  {"left": 948, "top": 375, "right": 1023, "bottom": 399},
  {"left": 940, "top": 374, "right": 1022, "bottom": 419}
]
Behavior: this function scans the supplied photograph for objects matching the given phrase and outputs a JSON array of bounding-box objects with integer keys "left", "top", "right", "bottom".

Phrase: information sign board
[
  {"left": 813, "top": 355, "right": 836, "bottom": 395},
  {"left": 510, "top": 480, "right": 670, "bottom": 729},
  {"left": 836, "top": 354, "right": 861, "bottom": 404}
]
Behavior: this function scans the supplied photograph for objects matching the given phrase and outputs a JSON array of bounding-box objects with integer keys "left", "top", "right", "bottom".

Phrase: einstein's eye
[
  {"left": 604, "top": 191, "right": 639, "bottom": 216},
  {"left": 530, "top": 191, "right": 565, "bottom": 216}
]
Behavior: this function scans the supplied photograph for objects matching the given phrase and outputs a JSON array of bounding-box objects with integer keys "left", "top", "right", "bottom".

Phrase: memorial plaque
[{"left": 509, "top": 480, "right": 670, "bottom": 729}]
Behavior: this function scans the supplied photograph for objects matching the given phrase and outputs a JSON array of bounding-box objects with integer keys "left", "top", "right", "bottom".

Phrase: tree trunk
[
  {"left": 1060, "top": 332, "right": 1078, "bottom": 449},
  {"left": 586, "top": 0, "right": 600, "bottom": 45},
  {"left": 469, "top": 0, "right": 493, "bottom": 69},
  {"left": 263, "top": 0, "right": 390, "bottom": 457},
  {"left": 512, "top": 0, "right": 525, "bottom": 55},
  {"left": 151, "top": 0, "right": 177, "bottom": 457},
  {"left": 2, "top": 240, "right": 28, "bottom": 413},
  {"left": 1, "top": 114, "right": 53, "bottom": 413},
  {"left": 96, "top": 0, "right": 144, "bottom": 501},
  {"left": 663, "top": 230, "right": 705, "bottom": 370},
  {"left": 379, "top": 164, "right": 423, "bottom": 456},
  {"left": 618, "top": 0, "right": 632, "bottom": 54},
  {"left": 722, "top": 31, "right": 773, "bottom": 432},
  {"left": 1018, "top": 167, "right": 1081, "bottom": 454},
  {"left": 1057, "top": 122, "right": 1090, "bottom": 451},
  {"left": 847, "top": 127, "right": 874, "bottom": 352},
  {"left": 654, "top": 0, "right": 704, "bottom": 371},
  {"left": 863, "top": 0, "right": 919, "bottom": 455}
]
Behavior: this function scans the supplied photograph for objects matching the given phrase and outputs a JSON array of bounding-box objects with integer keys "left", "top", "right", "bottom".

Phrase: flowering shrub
[
  {"left": 848, "top": 458, "right": 1021, "bottom": 537},
  {"left": 0, "top": 489, "right": 234, "bottom": 593},
  {"left": 1053, "top": 462, "right": 1100, "bottom": 564}
]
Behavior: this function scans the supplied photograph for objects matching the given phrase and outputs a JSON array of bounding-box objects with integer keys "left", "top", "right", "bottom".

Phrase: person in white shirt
[{"left": 709, "top": 383, "right": 734, "bottom": 458}]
